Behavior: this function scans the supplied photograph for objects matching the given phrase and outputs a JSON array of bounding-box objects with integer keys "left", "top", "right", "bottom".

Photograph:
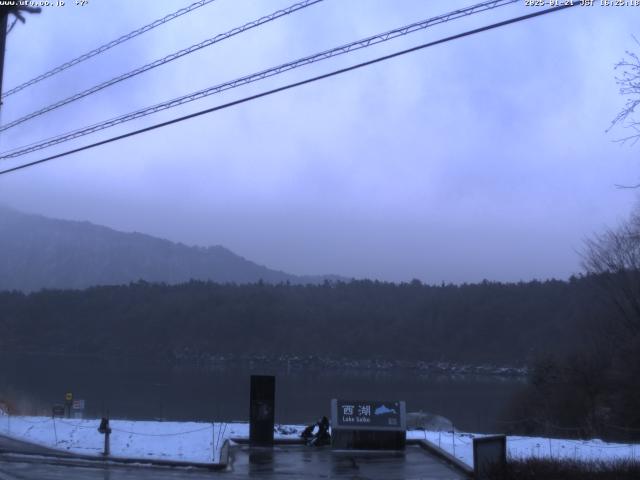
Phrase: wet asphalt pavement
[
  {"left": 228, "top": 444, "right": 467, "bottom": 479},
  {"left": 0, "top": 436, "right": 466, "bottom": 479}
]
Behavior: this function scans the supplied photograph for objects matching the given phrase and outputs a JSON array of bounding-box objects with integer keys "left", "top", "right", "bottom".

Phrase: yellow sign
[{"left": 65, "top": 392, "right": 73, "bottom": 402}]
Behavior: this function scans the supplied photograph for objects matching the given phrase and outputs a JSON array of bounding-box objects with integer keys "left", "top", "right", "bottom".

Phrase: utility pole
[
  {"left": 0, "top": 5, "right": 42, "bottom": 107},
  {"left": 0, "top": 8, "right": 9, "bottom": 104}
]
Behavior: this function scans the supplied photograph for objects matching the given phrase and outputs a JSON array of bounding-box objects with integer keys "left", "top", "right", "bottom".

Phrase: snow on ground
[
  {"left": 407, "top": 430, "right": 640, "bottom": 467},
  {"left": 0, "top": 414, "right": 637, "bottom": 467},
  {"left": 0, "top": 415, "right": 305, "bottom": 464}
]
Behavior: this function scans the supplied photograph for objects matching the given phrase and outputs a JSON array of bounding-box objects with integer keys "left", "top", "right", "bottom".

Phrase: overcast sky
[{"left": 0, "top": 0, "right": 638, "bottom": 283}]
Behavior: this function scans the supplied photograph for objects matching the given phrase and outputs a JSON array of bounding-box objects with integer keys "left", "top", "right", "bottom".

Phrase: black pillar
[{"left": 249, "top": 375, "right": 275, "bottom": 446}]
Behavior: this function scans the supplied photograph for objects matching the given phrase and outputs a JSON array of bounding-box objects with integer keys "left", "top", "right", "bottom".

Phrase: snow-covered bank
[
  {"left": 0, "top": 413, "right": 637, "bottom": 468},
  {"left": 0, "top": 415, "right": 221, "bottom": 463},
  {"left": 0, "top": 415, "right": 305, "bottom": 464},
  {"left": 407, "top": 430, "right": 640, "bottom": 467}
]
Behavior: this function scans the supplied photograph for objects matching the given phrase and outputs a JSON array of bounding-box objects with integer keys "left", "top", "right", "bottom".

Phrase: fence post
[
  {"left": 105, "top": 429, "right": 110, "bottom": 456},
  {"left": 98, "top": 417, "right": 111, "bottom": 457},
  {"left": 52, "top": 417, "right": 58, "bottom": 445},
  {"left": 452, "top": 425, "right": 455, "bottom": 457},
  {"left": 212, "top": 422, "right": 215, "bottom": 462}
]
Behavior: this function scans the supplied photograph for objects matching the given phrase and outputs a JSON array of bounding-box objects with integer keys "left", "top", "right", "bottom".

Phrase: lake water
[{"left": 0, "top": 354, "right": 525, "bottom": 433}]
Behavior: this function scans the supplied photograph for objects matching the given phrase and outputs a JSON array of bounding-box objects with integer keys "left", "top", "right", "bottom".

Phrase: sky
[{"left": 0, "top": 0, "right": 639, "bottom": 283}]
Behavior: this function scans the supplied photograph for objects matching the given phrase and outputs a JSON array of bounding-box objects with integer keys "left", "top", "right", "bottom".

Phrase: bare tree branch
[
  {"left": 608, "top": 36, "right": 640, "bottom": 145},
  {"left": 5, "top": 16, "right": 17, "bottom": 34},
  {"left": 0, "top": 5, "right": 41, "bottom": 30},
  {"left": 582, "top": 209, "right": 640, "bottom": 336}
]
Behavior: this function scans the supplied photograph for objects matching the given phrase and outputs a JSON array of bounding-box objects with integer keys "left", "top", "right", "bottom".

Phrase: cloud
[{"left": 0, "top": 0, "right": 638, "bottom": 282}]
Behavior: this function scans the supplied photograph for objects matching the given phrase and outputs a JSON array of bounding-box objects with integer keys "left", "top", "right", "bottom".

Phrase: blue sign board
[{"left": 332, "top": 399, "right": 406, "bottom": 431}]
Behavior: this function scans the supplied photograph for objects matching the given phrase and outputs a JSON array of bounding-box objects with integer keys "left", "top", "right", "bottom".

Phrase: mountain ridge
[{"left": 0, "top": 206, "right": 346, "bottom": 291}]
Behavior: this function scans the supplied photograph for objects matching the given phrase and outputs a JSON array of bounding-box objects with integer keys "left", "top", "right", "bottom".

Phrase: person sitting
[{"left": 300, "top": 416, "right": 331, "bottom": 446}]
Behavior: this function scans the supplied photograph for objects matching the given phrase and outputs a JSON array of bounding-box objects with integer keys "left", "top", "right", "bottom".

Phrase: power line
[
  {"left": 0, "top": 0, "right": 322, "bottom": 133},
  {"left": 2, "top": 0, "right": 218, "bottom": 99},
  {"left": 0, "top": 3, "right": 578, "bottom": 177},
  {"left": 0, "top": 0, "right": 519, "bottom": 160}
]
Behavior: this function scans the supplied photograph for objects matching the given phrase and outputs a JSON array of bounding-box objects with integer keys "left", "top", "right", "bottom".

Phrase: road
[{"left": 0, "top": 435, "right": 467, "bottom": 479}]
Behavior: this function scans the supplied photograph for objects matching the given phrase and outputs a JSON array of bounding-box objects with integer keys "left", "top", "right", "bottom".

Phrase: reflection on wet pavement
[{"left": 0, "top": 444, "right": 466, "bottom": 479}]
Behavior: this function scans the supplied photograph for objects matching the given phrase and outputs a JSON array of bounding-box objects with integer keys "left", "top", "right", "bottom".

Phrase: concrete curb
[
  {"left": 0, "top": 435, "right": 72, "bottom": 457},
  {"left": 0, "top": 434, "right": 228, "bottom": 471},
  {"left": 229, "top": 436, "right": 306, "bottom": 445},
  {"left": 407, "top": 438, "right": 474, "bottom": 478},
  {"left": 0, "top": 451, "right": 226, "bottom": 472},
  {"left": 0, "top": 449, "right": 228, "bottom": 470}
]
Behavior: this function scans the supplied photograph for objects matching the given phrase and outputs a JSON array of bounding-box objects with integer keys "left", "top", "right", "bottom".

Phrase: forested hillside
[
  {"left": 0, "top": 277, "right": 609, "bottom": 365},
  {"left": 0, "top": 206, "right": 342, "bottom": 291}
]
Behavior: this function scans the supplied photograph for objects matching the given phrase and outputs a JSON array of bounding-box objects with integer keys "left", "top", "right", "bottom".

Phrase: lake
[{"left": 0, "top": 354, "right": 525, "bottom": 433}]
